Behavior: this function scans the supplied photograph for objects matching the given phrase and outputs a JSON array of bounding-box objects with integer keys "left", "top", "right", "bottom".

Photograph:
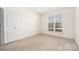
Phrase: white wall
[
  {"left": 4, "top": 7, "right": 40, "bottom": 43},
  {"left": 75, "top": 8, "right": 79, "bottom": 46},
  {"left": 41, "top": 8, "right": 75, "bottom": 39}
]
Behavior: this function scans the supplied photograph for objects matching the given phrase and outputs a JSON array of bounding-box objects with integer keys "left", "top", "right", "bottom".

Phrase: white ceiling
[{"left": 28, "top": 7, "right": 60, "bottom": 14}]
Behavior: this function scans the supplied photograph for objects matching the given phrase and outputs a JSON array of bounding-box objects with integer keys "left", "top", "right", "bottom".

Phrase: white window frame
[{"left": 48, "top": 15, "right": 62, "bottom": 32}]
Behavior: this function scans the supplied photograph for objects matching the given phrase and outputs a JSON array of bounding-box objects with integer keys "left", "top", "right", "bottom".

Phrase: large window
[{"left": 48, "top": 15, "right": 62, "bottom": 32}]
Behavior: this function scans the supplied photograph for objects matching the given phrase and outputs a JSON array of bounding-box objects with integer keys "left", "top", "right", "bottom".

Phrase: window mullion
[{"left": 54, "top": 16, "right": 55, "bottom": 32}]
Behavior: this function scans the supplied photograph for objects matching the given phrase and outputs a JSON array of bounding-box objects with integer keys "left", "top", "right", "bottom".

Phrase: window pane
[
  {"left": 55, "top": 15, "right": 61, "bottom": 23},
  {"left": 55, "top": 15, "right": 62, "bottom": 28},
  {"left": 55, "top": 23, "right": 62, "bottom": 28},
  {"left": 49, "top": 29, "right": 54, "bottom": 31},
  {"left": 55, "top": 29, "right": 62, "bottom": 32},
  {"left": 48, "top": 16, "right": 54, "bottom": 31},
  {"left": 49, "top": 16, "right": 54, "bottom": 23},
  {"left": 49, "top": 23, "right": 54, "bottom": 28}
]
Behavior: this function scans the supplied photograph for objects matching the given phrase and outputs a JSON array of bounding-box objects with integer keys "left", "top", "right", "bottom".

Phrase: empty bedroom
[{"left": 0, "top": 7, "right": 79, "bottom": 51}]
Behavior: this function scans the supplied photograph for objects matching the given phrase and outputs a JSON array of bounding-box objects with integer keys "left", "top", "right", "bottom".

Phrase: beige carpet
[{"left": 0, "top": 34, "right": 79, "bottom": 51}]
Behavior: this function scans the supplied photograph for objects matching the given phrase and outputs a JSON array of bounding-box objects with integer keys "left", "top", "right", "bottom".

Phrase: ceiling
[{"left": 28, "top": 7, "right": 60, "bottom": 14}]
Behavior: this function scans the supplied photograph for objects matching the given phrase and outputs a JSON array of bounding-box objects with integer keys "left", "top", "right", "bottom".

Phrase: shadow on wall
[{"left": 0, "top": 7, "right": 4, "bottom": 45}]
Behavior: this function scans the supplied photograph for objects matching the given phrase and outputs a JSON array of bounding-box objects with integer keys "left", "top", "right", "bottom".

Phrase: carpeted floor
[{"left": 0, "top": 34, "right": 79, "bottom": 51}]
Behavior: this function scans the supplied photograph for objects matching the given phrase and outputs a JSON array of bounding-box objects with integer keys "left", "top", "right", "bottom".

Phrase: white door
[{"left": 7, "top": 12, "right": 17, "bottom": 43}]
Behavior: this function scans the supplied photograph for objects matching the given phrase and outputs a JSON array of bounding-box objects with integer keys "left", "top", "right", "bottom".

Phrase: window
[
  {"left": 48, "top": 16, "right": 54, "bottom": 31},
  {"left": 48, "top": 15, "right": 62, "bottom": 32}
]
